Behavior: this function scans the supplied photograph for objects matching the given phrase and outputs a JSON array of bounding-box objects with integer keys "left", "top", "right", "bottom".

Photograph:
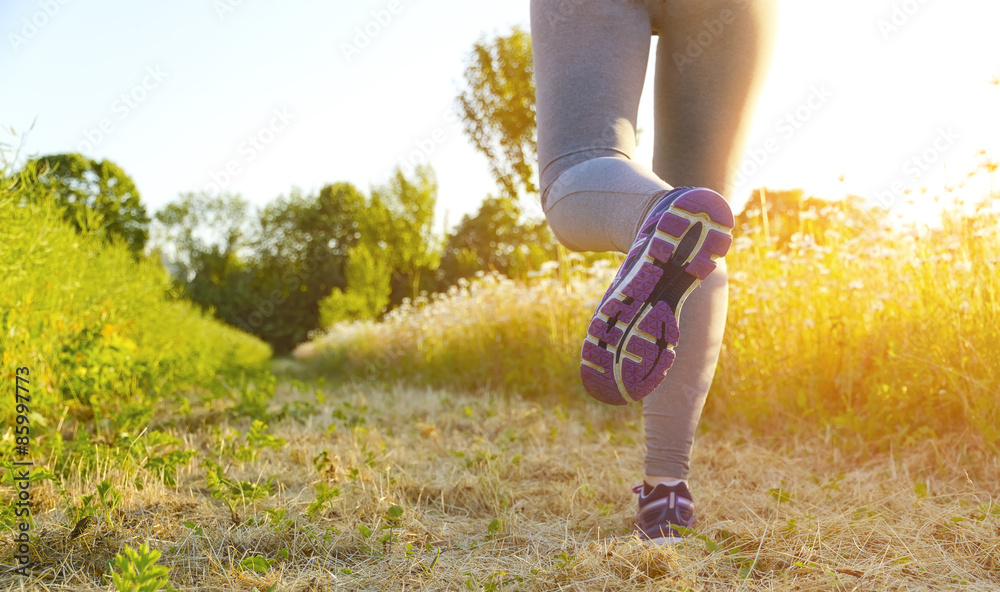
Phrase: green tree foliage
[
  {"left": 254, "top": 182, "right": 363, "bottom": 274},
  {"left": 18, "top": 153, "right": 150, "bottom": 253},
  {"left": 457, "top": 27, "right": 537, "bottom": 200},
  {"left": 151, "top": 191, "right": 251, "bottom": 281},
  {"left": 152, "top": 183, "right": 366, "bottom": 353},
  {"left": 452, "top": 28, "right": 565, "bottom": 283},
  {"left": 319, "top": 243, "right": 392, "bottom": 326},
  {"left": 440, "top": 196, "right": 556, "bottom": 284},
  {"left": 365, "top": 165, "right": 440, "bottom": 300},
  {"left": 151, "top": 191, "right": 255, "bottom": 326},
  {"left": 240, "top": 183, "right": 366, "bottom": 352},
  {"left": 145, "top": 166, "right": 489, "bottom": 346}
]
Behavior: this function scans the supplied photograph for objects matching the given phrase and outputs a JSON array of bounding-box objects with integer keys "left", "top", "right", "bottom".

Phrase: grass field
[
  {"left": 3, "top": 164, "right": 999, "bottom": 590},
  {"left": 2, "top": 378, "right": 998, "bottom": 591}
]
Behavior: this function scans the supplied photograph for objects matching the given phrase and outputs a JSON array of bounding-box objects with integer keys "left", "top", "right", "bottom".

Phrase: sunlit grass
[
  {"left": 716, "top": 201, "right": 1000, "bottom": 449},
  {"left": 0, "top": 166, "right": 272, "bottom": 471},
  {"left": 301, "top": 258, "right": 607, "bottom": 401},
  {"left": 305, "top": 187, "right": 1000, "bottom": 450}
]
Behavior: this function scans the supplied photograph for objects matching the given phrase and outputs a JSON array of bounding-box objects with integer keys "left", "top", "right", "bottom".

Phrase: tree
[
  {"left": 254, "top": 183, "right": 364, "bottom": 271},
  {"left": 453, "top": 29, "right": 566, "bottom": 283},
  {"left": 150, "top": 191, "right": 255, "bottom": 323},
  {"left": 152, "top": 191, "right": 252, "bottom": 282},
  {"left": 365, "top": 165, "right": 441, "bottom": 300},
  {"left": 457, "top": 27, "right": 537, "bottom": 200},
  {"left": 319, "top": 243, "right": 392, "bottom": 326},
  {"left": 20, "top": 153, "right": 149, "bottom": 253},
  {"left": 440, "top": 195, "right": 556, "bottom": 284},
  {"left": 243, "top": 183, "right": 366, "bottom": 352},
  {"left": 735, "top": 188, "right": 886, "bottom": 247}
]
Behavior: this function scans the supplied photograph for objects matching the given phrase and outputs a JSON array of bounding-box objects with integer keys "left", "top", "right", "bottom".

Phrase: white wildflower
[
  {"left": 733, "top": 236, "right": 754, "bottom": 252},
  {"left": 539, "top": 260, "right": 560, "bottom": 274}
]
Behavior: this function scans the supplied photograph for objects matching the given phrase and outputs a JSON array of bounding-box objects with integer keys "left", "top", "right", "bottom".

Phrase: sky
[{"left": 2, "top": 0, "right": 999, "bottom": 236}]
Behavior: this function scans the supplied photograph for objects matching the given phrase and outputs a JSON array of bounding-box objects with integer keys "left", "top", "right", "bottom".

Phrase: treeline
[
  {"left": 9, "top": 27, "right": 892, "bottom": 356},
  {"left": 13, "top": 150, "right": 892, "bottom": 355},
  {"left": 153, "top": 164, "right": 558, "bottom": 353},
  {"left": 12, "top": 153, "right": 558, "bottom": 353},
  {"left": 8, "top": 27, "right": 555, "bottom": 354}
]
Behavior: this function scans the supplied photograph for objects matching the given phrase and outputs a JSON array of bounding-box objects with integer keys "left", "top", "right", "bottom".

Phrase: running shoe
[
  {"left": 632, "top": 481, "right": 695, "bottom": 545},
  {"left": 580, "top": 187, "right": 734, "bottom": 405}
]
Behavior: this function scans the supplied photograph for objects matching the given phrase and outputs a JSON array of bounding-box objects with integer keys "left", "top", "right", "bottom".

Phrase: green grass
[{"left": 0, "top": 169, "right": 272, "bottom": 495}]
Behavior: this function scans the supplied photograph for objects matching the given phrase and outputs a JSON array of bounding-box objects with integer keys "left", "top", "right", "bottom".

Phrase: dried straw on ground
[{"left": 3, "top": 381, "right": 998, "bottom": 591}]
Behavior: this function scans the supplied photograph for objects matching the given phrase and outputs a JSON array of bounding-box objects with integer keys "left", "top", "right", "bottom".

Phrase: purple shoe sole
[{"left": 580, "top": 187, "right": 734, "bottom": 405}]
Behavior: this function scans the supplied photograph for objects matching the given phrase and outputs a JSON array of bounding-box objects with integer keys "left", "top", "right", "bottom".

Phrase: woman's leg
[
  {"left": 532, "top": 0, "right": 739, "bottom": 411},
  {"left": 531, "top": 0, "right": 667, "bottom": 254},
  {"left": 641, "top": 0, "right": 778, "bottom": 484}
]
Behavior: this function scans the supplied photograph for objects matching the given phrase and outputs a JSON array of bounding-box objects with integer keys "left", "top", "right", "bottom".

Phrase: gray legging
[{"left": 530, "top": 0, "right": 776, "bottom": 479}]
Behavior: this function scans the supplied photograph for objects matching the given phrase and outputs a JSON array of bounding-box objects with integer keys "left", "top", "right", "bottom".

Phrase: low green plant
[
  {"left": 203, "top": 459, "right": 274, "bottom": 515},
  {"left": 358, "top": 504, "right": 405, "bottom": 554},
  {"left": 215, "top": 420, "right": 287, "bottom": 463},
  {"left": 97, "top": 479, "right": 123, "bottom": 526},
  {"left": 262, "top": 508, "right": 293, "bottom": 531},
  {"left": 224, "top": 373, "right": 278, "bottom": 421},
  {"left": 69, "top": 493, "right": 99, "bottom": 527},
  {"left": 245, "top": 420, "right": 287, "bottom": 457},
  {"left": 238, "top": 555, "right": 273, "bottom": 574},
  {"left": 305, "top": 483, "right": 341, "bottom": 520},
  {"left": 110, "top": 542, "right": 174, "bottom": 592},
  {"left": 485, "top": 517, "right": 502, "bottom": 541},
  {"left": 137, "top": 432, "right": 197, "bottom": 487}
]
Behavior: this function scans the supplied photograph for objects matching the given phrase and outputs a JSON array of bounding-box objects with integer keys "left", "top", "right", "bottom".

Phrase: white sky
[{"left": 2, "top": 0, "right": 998, "bottom": 234}]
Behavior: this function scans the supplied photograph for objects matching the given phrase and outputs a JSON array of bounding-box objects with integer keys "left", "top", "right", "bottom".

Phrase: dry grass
[{"left": 3, "top": 378, "right": 998, "bottom": 591}]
